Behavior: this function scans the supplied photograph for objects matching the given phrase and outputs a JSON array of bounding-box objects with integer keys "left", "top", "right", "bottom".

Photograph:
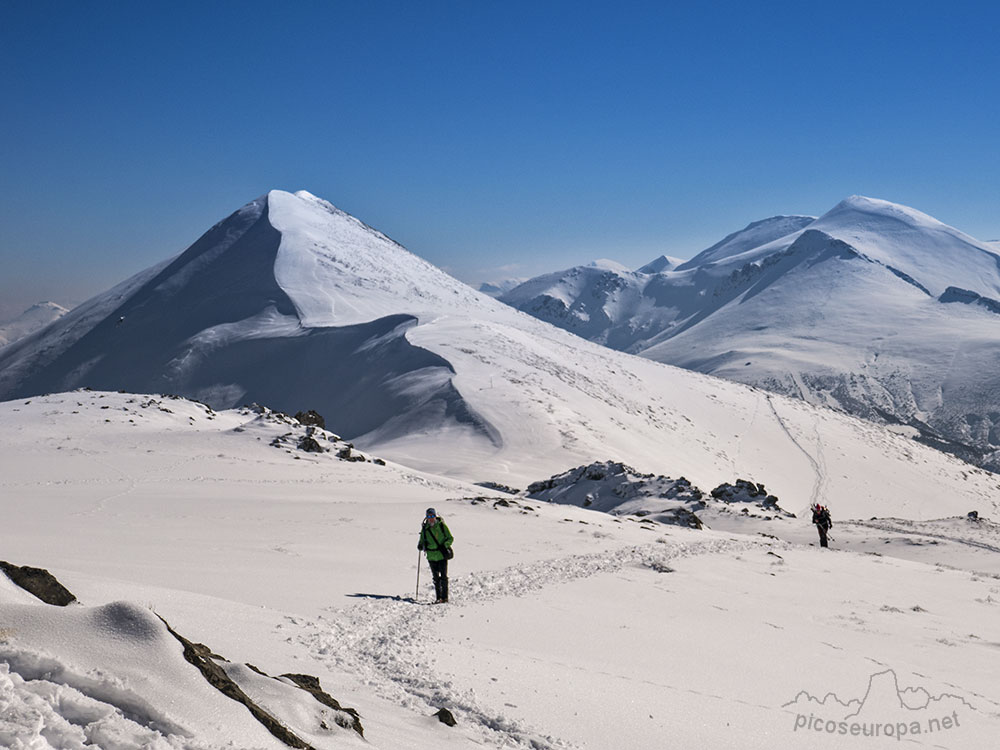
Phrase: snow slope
[
  {"left": 2, "top": 392, "right": 1000, "bottom": 749},
  {"left": 0, "top": 301, "right": 69, "bottom": 348},
  {"left": 501, "top": 197, "right": 1000, "bottom": 470},
  {"left": 0, "top": 597, "right": 357, "bottom": 749}
]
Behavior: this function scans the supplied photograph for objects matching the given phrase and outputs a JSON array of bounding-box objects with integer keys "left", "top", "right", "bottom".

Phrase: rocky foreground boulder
[{"left": 0, "top": 561, "right": 77, "bottom": 606}]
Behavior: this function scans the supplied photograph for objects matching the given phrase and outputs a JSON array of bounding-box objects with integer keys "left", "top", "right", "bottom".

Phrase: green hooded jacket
[{"left": 419, "top": 518, "right": 453, "bottom": 562}]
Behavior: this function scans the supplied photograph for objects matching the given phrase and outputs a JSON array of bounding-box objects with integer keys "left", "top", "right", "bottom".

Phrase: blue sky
[{"left": 2, "top": 0, "right": 998, "bottom": 319}]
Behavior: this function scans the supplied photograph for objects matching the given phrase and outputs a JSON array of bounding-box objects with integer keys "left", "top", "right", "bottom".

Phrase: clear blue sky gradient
[{"left": 2, "top": 0, "right": 998, "bottom": 319}]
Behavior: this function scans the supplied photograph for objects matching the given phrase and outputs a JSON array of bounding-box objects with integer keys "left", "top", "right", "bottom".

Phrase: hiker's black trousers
[{"left": 429, "top": 558, "right": 449, "bottom": 601}]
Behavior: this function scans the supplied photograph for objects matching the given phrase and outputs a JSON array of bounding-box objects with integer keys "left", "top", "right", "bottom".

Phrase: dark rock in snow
[
  {"left": 475, "top": 481, "right": 520, "bottom": 495},
  {"left": 294, "top": 410, "right": 326, "bottom": 429},
  {"left": 158, "top": 616, "right": 315, "bottom": 749},
  {"left": 526, "top": 462, "right": 798, "bottom": 528},
  {"left": 0, "top": 561, "right": 77, "bottom": 606},
  {"left": 297, "top": 435, "right": 324, "bottom": 453},
  {"left": 157, "top": 619, "right": 367, "bottom": 745},
  {"left": 526, "top": 461, "right": 707, "bottom": 527},
  {"left": 670, "top": 507, "right": 704, "bottom": 529},
  {"left": 710, "top": 479, "right": 793, "bottom": 517},
  {"left": 335, "top": 444, "right": 366, "bottom": 462},
  {"left": 433, "top": 707, "right": 457, "bottom": 726}
]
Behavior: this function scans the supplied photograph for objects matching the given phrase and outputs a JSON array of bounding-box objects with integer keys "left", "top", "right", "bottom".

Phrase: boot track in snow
[{"left": 291, "top": 535, "right": 781, "bottom": 749}]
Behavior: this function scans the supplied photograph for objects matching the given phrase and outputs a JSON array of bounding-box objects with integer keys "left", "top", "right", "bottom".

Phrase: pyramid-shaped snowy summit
[{"left": 0, "top": 190, "right": 495, "bottom": 442}]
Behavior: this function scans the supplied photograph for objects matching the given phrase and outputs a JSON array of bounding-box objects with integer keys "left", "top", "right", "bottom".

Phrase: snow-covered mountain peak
[
  {"left": 267, "top": 189, "right": 493, "bottom": 327},
  {"left": 587, "top": 258, "right": 631, "bottom": 273},
  {"left": 637, "top": 254, "right": 684, "bottom": 274},
  {"left": 676, "top": 214, "right": 815, "bottom": 270},
  {"left": 821, "top": 195, "right": 949, "bottom": 231},
  {"left": 21, "top": 301, "right": 66, "bottom": 316},
  {"left": 0, "top": 190, "right": 508, "bottom": 448},
  {"left": 286, "top": 189, "right": 357, "bottom": 224},
  {"left": 808, "top": 195, "right": 1000, "bottom": 298},
  {"left": 0, "top": 301, "right": 70, "bottom": 349},
  {"left": 501, "top": 196, "right": 1000, "bottom": 469}
]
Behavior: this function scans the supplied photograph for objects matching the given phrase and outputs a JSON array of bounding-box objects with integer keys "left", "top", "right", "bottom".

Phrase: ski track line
[
  {"left": 293, "top": 535, "right": 780, "bottom": 750},
  {"left": 844, "top": 520, "right": 1000, "bottom": 555},
  {"left": 764, "top": 395, "right": 824, "bottom": 507},
  {"left": 810, "top": 414, "right": 829, "bottom": 507},
  {"left": 732, "top": 389, "right": 763, "bottom": 476},
  {"left": 70, "top": 456, "right": 140, "bottom": 517}
]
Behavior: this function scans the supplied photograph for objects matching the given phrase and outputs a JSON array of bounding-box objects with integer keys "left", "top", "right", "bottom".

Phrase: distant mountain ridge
[
  {"left": 500, "top": 196, "right": 1000, "bottom": 470},
  {"left": 675, "top": 215, "right": 815, "bottom": 270},
  {"left": 0, "top": 301, "right": 69, "bottom": 348},
  {"left": 2, "top": 188, "right": 994, "bottom": 517},
  {"left": 478, "top": 279, "right": 525, "bottom": 297},
  {"left": 637, "top": 255, "right": 685, "bottom": 274}
]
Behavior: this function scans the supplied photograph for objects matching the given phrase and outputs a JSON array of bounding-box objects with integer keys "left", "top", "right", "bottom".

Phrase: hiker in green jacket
[{"left": 418, "top": 507, "right": 453, "bottom": 603}]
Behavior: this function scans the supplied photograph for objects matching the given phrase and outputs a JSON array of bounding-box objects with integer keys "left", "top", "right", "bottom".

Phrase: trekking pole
[{"left": 415, "top": 548, "right": 422, "bottom": 601}]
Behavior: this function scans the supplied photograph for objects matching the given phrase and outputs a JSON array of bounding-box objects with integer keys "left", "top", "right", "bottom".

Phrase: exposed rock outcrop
[
  {"left": 525, "top": 462, "right": 796, "bottom": 527},
  {"left": 281, "top": 673, "right": 364, "bottom": 737},
  {"left": 433, "top": 707, "right": 457, "bottom": 726},
  {"left": 158, "top": 616, "right": 364, "bottom": 748},
  {"left": 294, "top": 410, "right": 326, "bottom": 429},
  {"left": 710, "top": 479, "right": 793, "bottom": 517},
  {"left": 0, "top": 561, "right": 77, "bottom": 606}
]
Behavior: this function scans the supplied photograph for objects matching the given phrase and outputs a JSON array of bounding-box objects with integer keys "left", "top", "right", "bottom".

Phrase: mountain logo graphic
[
  {"left": 784, "top": 668, "right": 974, "bottom": 718},
  {"left": 784, "top": 669, "right": 975, "bottom": 741}
]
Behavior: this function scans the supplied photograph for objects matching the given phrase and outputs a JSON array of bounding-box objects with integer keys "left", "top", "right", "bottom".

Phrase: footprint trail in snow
[{"left": 292, "top": 534, "right": 779, "bottom": 749}]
